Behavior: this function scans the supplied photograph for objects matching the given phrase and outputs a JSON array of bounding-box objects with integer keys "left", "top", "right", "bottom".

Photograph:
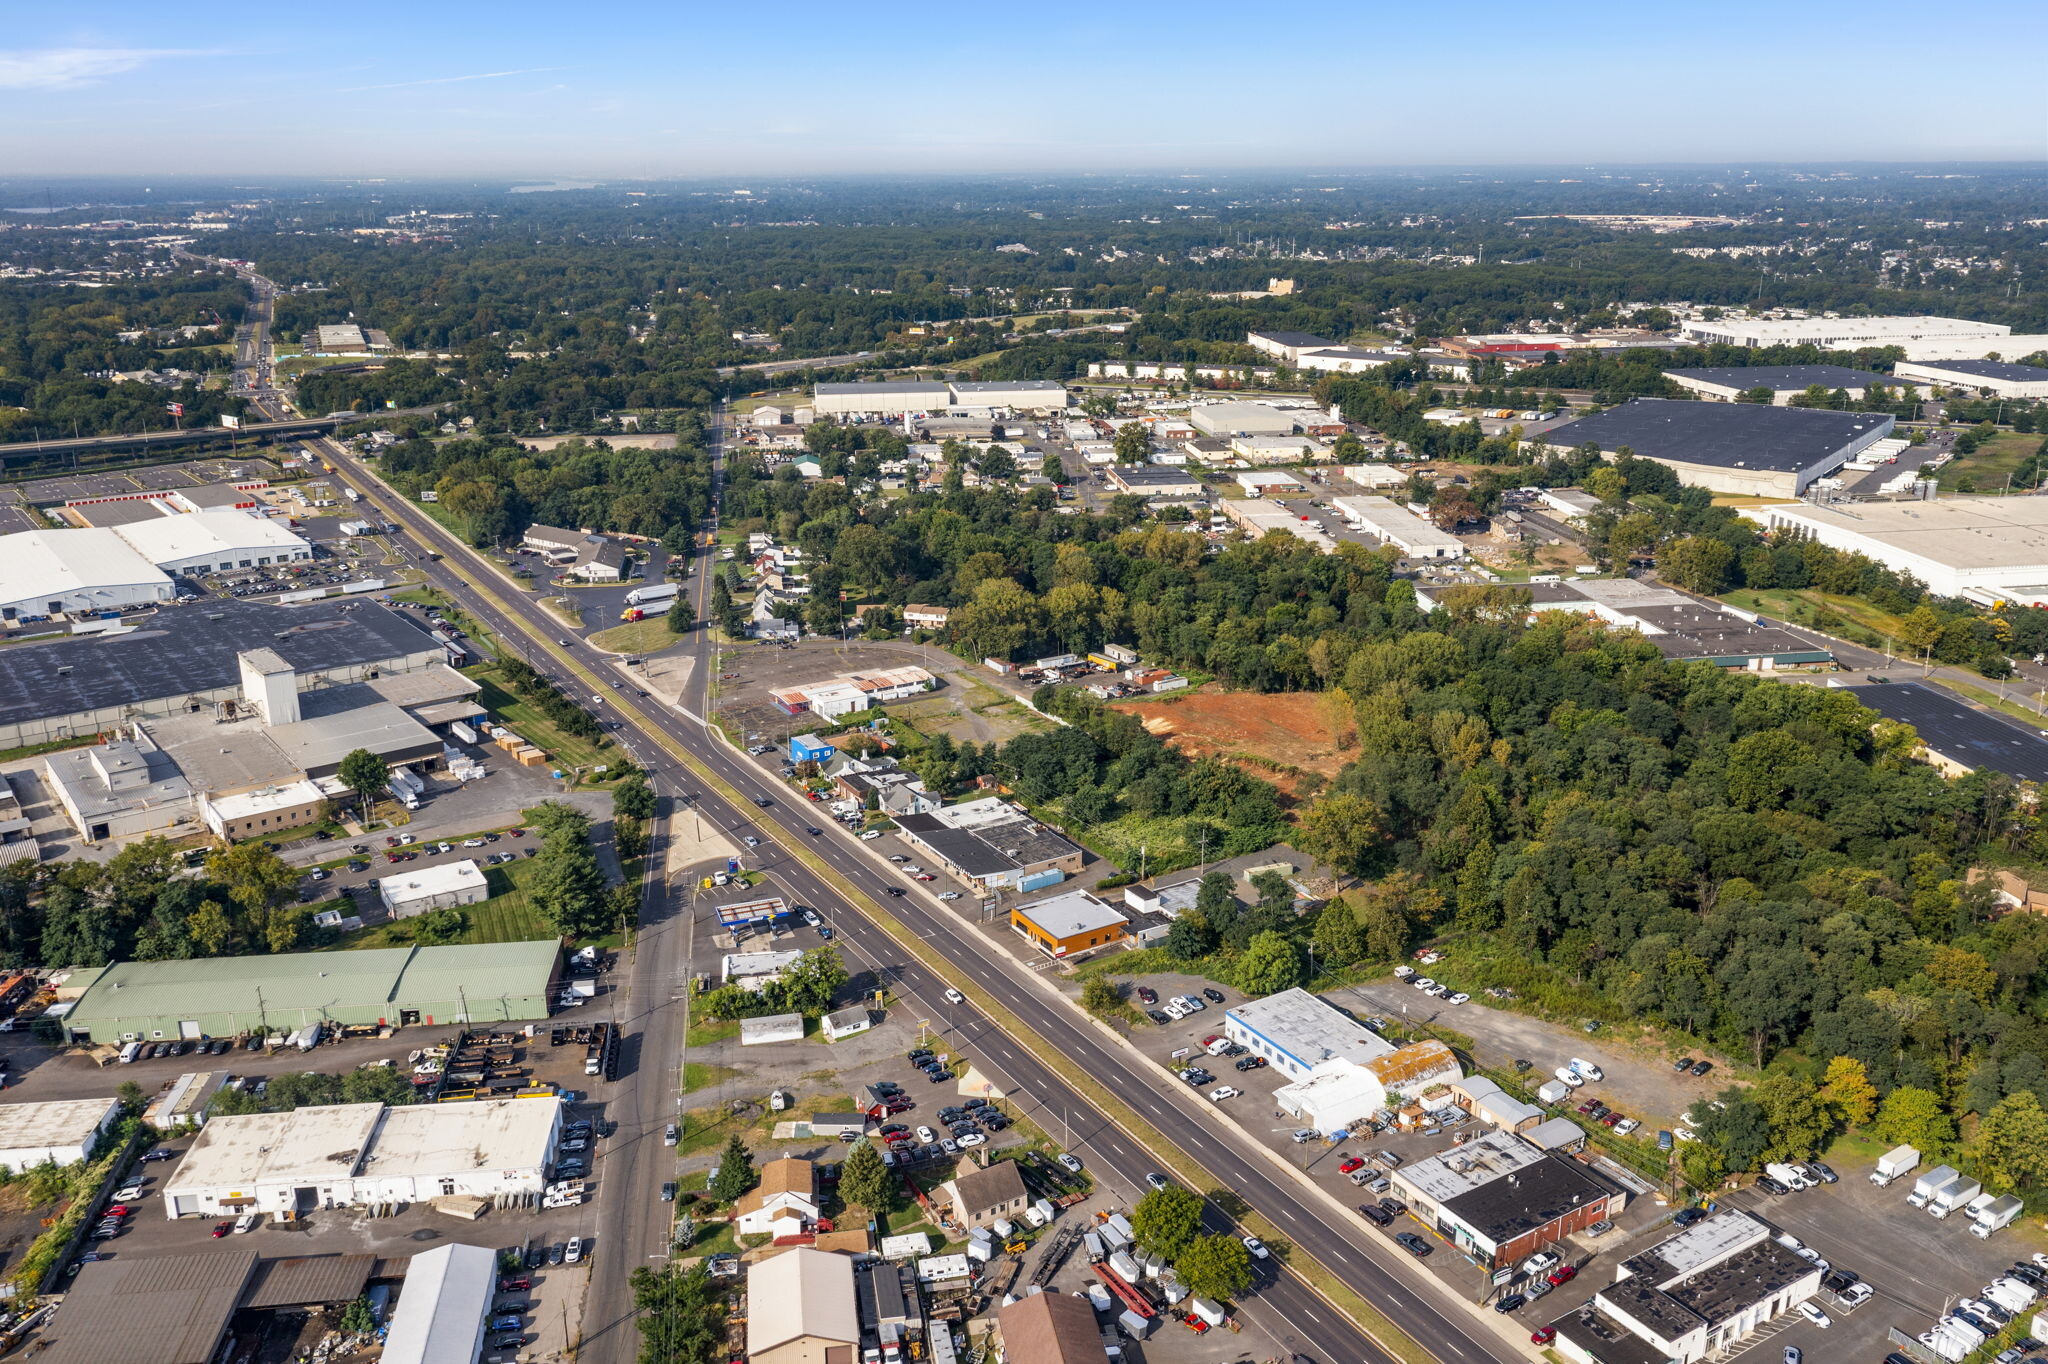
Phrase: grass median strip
[{"left": 363, "top": 469, "right": 1435, "bottom": 1364}]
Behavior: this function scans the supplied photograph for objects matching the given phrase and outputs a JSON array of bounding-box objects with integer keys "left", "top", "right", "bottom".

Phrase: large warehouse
[
  {"left": 1188, "top": 401, "right": 1301, "bottom": 437},
  {"left": 1534, "top": 399, "right": 1895, "bottom": 497},
  {"left": 1893, "top": 358, "right": 2048, "bottom": 398},
  {"left": 163, "top": 1096, "right": 561, "bottom": 1217},
  {"left": 60, "top": 940, "right": 561, "bottom": 1044},
  {"left": 1677, "top": 314, "right": 2007, "bottom": 350},
  {"left": 947, "top": 379, "right": 1069, "bottom": 412},
  {"left": 1661, "top": 364, "right": 1916, "bottom": 405},
  {"left": 0, "top": 529, "right": 174, "bottom": 621},
  {"left": 0, "top": 598, "right": 446, "bottom": 752},
  {"left": 107, "top": 511, "right": 311, "bottom": 575},
  {"left": 811, "top": 381, "right": 951, "bottom": 417},
  {"left": 1743, "top": 495, "right": 2048, "bottom": 603}
]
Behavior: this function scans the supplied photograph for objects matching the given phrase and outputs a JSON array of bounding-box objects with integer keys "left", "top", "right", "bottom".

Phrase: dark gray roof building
[
  {"left": 1535, "top": 399, "right": 1894, "bottom": 496},
  {"left": 1662, "top": 364, "right": 1914, "bottom": 399}
]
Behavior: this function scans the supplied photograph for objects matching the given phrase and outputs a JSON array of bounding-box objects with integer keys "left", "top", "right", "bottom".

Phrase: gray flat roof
[
  {"left": 1848, "top": 682, "right": 2048, "bottom": 783},
  {"left": 1663, "top": 364, "right": 1905, "bottom": 390},
  {"left": 1113, "top": 465, "right": 1204, "bottom": 484},
  {"left": 1250, "top": 330, "right": 1336, "bottom": 347},
  {"left": 816, "top": 381, "right": 950, "bottom": 395},
  {"left": 1537, "top": 399, "right": 1892, "bottom": 472},
  {"left": 0, "top": 600, "right": 437, "bottom": 732},
  {"left": 1441, "top": 1153, "right": 1617, "bottom": 1245},
  {"left": 1904, "top": 358, "right": 2048, "bottom": 382}
]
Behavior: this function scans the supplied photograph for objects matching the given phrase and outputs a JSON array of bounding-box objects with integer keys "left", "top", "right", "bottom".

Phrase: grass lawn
[
  {"left": 588, "top": 617, "right": 686, "bottom": 654},
  {"left": 686, "top": 1017, "right": 742, "bottom": 1048},
  {"left": 462, "top": 665, "right": 613, "bottom": 772},
  {"left": 1938, "top": 431, "right": 2044, "bottom": 493},
  {"left": 678, "top": 1220, "right": 737, "bottom": 1256},
  {"left": 321, "top": 856, "right": 555, "bottom": 951},
  {"left": 674, "top": 1101, "right": 767, "bottom": 1158},
  {"left": 1041, "top": 804, "right": 1217, "bottom": 879},
  {"left": 682, "top": 1061, "right": 739, "bottom": 1094},
  {"left": 1944, "top": 680, "right": 2048, "bottom": 731},
  {"left": 1721, "top": 586, "right": 1909, "bottom": 649}
]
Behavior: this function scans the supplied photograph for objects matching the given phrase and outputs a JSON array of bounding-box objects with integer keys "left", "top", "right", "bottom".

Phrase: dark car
[
  {"left": 525, "top": 1245, "right": 546, "bottom": 1269},
  {"left": 1379, "top": 1197, "right": 1407, "bottom": 1217},
  {"left": 1358, "top": 1203, "right": 1393, "bottom": 1226},
  {"left": 806, "top": 826, "right": 820, "bottom": 836},
  {"left": 1148, "top": 1010, "right": 1170, "bottom": 1024},
  {"left": 1673, "top": 1056, "right": 1694, "bottom": 1071},
  {"left": 873, "top": 1081, "right": 903, "bottom": 1095},
  {"left": 907, "top": 1049, "right": 933, "bottom": 1063},
  {"left": 1690, "top": 1060, "right": 1713, "bottom": 1077},
  {"left": 1235, "top": 1056, "right": 1267, "bottom": 1071},
  {"left": 886, "top": 887, "right": 905, "bottom": 896},
  {"left": 140, "top": 1148, "right": 177, "bottom": 1162},
  {"left": 1755, "top": 1175, "right": 1790, "bottom": 1195},
  {"left": 1494, "top": 1294, "right": 1527, "bottom": 1314},
  {"left": 926, "top": 1069, "right": 951, "bottom": 1083},
  {"left": 1202, "top": 988, "right": 1225, "bottom": 1004},
  {"left": 1672, "top": 1207, "right": 1707, "bottom": 1228},
  {"left": 1805, "top": 1160, "right": 1838, "bottom": 1184},
  {"left": 1136, "top": 987, "right": 1158, "bottom": 1005},
  {"left": 1394, "top": 1232, "right": 1432, "bottom": 1258},
  {"left": 548, "top": 1243, "right": 567, "bottom": 1265}
]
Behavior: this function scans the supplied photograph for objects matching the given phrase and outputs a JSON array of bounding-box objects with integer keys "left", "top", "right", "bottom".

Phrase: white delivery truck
[
  {"left": 1870, "top": 1144, "right": 1919, "bottom": 1186},
  {"left": 1537, "top": 1079, "right": 1572, "bottom": 1105},
  {"left": 1974, "top": 1197, "right": 2026, "bottom": 1240},
  {"left": 1928, "top": 1175, "right": 1980, "bottom": 1218},
  {"left": 1907, "top": 1164, "right": 1958, "bottom": 1208}
]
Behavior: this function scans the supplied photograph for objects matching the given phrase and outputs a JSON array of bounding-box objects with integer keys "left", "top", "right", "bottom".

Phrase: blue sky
[{"left": 5, "top": 1, "right": 2044, "bottom": 176}]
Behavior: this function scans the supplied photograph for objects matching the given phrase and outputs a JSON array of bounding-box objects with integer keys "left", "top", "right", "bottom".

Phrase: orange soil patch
[{"left": 1117, "top": 687, "right": 1353, "bottom": 799}]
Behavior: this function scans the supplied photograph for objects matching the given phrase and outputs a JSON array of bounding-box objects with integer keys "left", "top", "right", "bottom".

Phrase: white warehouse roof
[
  {"left": 0, "top": 529, "right": 171, "bottom": 609},
  {"left": 380, "top": 860, "right": 486, "bottom": 907},
  {"left": 0, "top": 1097, "right": 121, "bottom": 1164},
  {"left": 112, "top": 511, "right": 309, "bottom": 566},
  {"left": 380, "top": 1242, "right": 497, "bottom": 1364}
]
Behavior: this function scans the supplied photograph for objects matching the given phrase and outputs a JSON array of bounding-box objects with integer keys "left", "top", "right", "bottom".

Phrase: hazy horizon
[{"left": 8, "top": 0, "right": 2045, "bottom": 178}]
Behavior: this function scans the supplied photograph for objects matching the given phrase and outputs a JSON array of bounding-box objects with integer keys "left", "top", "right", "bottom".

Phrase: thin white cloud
[
  {"left": 0, "top": 47, "right": 214, "bottom": 91},
  {"left": 335, "top": 67, "right": 568, "bottom": 94}
]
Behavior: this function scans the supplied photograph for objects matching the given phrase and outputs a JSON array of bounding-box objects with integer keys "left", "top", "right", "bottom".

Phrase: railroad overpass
[{"left": 0, "top": 408, "right": 441, "bottom": 474}]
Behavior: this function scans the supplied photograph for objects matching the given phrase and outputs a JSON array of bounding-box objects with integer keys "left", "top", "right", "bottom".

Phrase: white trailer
[
  {"left": 625, "top": 582, "right": 680, "bottom": 608},
  {"left": 450, "top": 721, "right": 478, "bottom": 746}
]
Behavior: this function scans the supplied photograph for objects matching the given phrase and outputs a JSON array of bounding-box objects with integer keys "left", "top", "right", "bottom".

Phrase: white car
[
  {"left": 1056, "top": 1152, "right": 1084, "bottom": 1174},
  {"left": 901, "top": 865, "right": 925, "bottom": 875},
  {"left": 1411, "top": 977, "right": 1435, "bottom": 991},
  {"left": 1445, "top": 992, "right": 1469, "bottom": 1005},
  {"left": 1838, "top": 1283, "right": 1873, "bottom": 1308},
  {"left": 1209, "top": 1086, "right": 1240, "bottom": 1102},
  {"left": 462, "top": 837, "right": 485, "bottom": 847},
  {"left": 916, "top": 1126, "right": 936, "bottom": 1143},
  {"left": 1520, "top": 1252, "right": 1558, "bottom": 1276},
  {"left": 566, "top": 1236, "right": 584, "bottom": 1264},
  {"left": 1796, "top": 1303, "right": 1831, "bottom": 1329},
  {"left": 957, "top": 1132, "right": 986, "bottom": 1148},
  {"left": 1242, "top": 1236, "right": 1268, "bottom": 1259},
  {"left": 113, "top": 1185, "right": 145, "bottom": 1202},
  {"left": 859, "top": 830, "right": 881, "bottom": 841},
  {"left": 1163, "top": 999, "right": 1187, "bottom": 1020},
  {"left": 1614, "top": 1118, "right": 1640, "bottom": 1136},
  {"left": 943, "top": 988, "right": 965, "bottom": 1005},
  {"left": 938, "top": 892, "right": 961, "bottom": 901}
]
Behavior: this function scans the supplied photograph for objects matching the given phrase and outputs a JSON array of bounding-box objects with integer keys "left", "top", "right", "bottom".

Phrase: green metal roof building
[{"left": 61, "top": 941, "right": 561, "bottom": 1044}]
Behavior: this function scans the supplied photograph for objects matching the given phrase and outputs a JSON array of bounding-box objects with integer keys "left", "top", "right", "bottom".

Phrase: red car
[
  {"left": 210, "top": 1222, "right": 232, "bottom": 1238},
  {"left": 1576, "top": 1098, "right": 1599, "bottom": 1114},
  {"left": 103, "top": 1206, "right": 132, "bottom": 1218},
  {"left": 1601, "top": 1111, "right": 1623, "bottom": 1127},
  {"left": 913, "top": 874, "right": 935, "bottom": 882},
  {"left": 509, "top": 828, "right": 526, "bottom": 838},
  {"left": 1338, "top": 1157, "right": 1366, "bottom": 1174},
  {"left": 1547, "top": 1264, "right": 1577, "bottom": 1286},
  {"left": 387, "top": 852, "right": 404, "bottom": 864},
  {"left": 499, "top": 1277, "right": 530, "bottom": 1293},
  {"left": 1201, "top": 1035, "right": 1222, "bottom": 1049},
  {"left": 1531, "top": 1327, "right": 1557, "bottom": 1345}
]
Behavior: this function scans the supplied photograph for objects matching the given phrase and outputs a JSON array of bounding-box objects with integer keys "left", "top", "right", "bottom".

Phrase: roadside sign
[{"left": 1491, "top": 1267, "right": 1516, "bottom": 1287}]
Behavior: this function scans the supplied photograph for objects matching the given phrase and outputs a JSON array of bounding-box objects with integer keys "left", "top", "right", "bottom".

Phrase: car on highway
[
  {"left": 806, "top": 826, "right": 820, "bottom": 836},
  {"left": 1242, "top": 1236, "right": 1268, "bottom": 1259},
  {"left": 1144, "top": 1173, "right": 1171, "bottom": 1192},
  {"left": 885, "top": 887, "right": 905, "bottom": 896},
  {"left": 663, "top": 1124, "right": 678, "bottom": 1146},
  {"left": 943, "top": 988, "right": 964, "bottom": 1005}
]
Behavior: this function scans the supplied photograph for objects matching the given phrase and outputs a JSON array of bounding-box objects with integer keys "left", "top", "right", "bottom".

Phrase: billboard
[{"left": 219, "top": 413, "right": 241, "bottom": 429}]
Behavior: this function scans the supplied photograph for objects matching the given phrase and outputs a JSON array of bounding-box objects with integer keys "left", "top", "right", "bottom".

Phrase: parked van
[
  {"left": 1554, "top": 1066, "right": 1585, "bottom": 1089},
  {"left": 118, "top": 1041, "right": 143, "bottom": 1064}
]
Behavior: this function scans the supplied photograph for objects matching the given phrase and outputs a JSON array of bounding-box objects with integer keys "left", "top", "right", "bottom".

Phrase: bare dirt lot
[{"left": 1119, "top": 687, "right": 1353, "bottom": 798}]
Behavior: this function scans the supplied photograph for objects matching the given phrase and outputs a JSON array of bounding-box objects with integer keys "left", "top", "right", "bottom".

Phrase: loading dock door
[{"left": 179, "top": 1020, "right": 203, "bottom": 1040}]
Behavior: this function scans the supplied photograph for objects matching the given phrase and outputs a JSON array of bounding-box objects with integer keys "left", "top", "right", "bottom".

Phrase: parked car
[{"left": 1394, "top": 1232, "right": 1432, "bottom": 1258}]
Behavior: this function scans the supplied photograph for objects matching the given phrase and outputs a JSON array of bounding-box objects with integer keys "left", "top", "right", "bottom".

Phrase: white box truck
[
  {"left": 1928, "top": 1175, "right": 1980, "bottom": 1218},
  {"left": 626, "top": 583, "right": 680, "bottom": 608},
  {"left": 1870, "top": 1145, "right": 1918, "bottom": 1186},
  {"left": 1983, "top": 1273, "right": 2035, "bottom": 1307},
  {"left": 1974, "top": 1197, "right": 2026, "bottom": 1239},
  {"left": 1537, "top": 1079, "right": 1572, "bottom": 1105},
  {"left": 1907, "top": 1164, "right": 1958, "bottom": 1208}
]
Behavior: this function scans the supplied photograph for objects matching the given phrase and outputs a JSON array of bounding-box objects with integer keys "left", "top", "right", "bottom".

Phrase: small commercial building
[
  {"left": 1547, "top": 1212, "right": 1820, "bottom": 1364},
  {"left": 1453, "top": 1077, "right": 1544, "bottom": 1133},
  {"left": 747, "top": 1247, "right": 860, "bottom": 1364},
  {"left": 1661, "top": 364, "right": 1913, "bottom": 404},
  {"left": 1893, "top": 357, "right": 2048, "bottom": 398},
  {"left": 379, "top": 860, "right": 488, "bottom": 918},
  {"left": 1232, "top": 435, "right": 1326, "bottom": 465},
  {"left": 1109, "top": 465, "right": 1204, "bottom": 498},
  {"left": 1224, "top": 988, "right": 1395, "bottom": 1083},
  {"left": 1392, "top": 1130, "right": 1622, "bottom": 1269},
  {"left": 1010, "top": 889, "right": 1129, "bottom": 959},
  {"left": 821, "top": 1006, "right": 872, "bottom": 1041},
  {"left": 381, "top": 1242, "right": 496, "bottom": 1364},
  {"left": 741, "top": 1013, "right": 805, "bottom": 1046},
  {"left": 722, "top": 949, "right": 806, "bottom": 990},
  {"left": 1237, "top": 470, "right": 1309, "bottom": 496},
  {"left": 812, "top": 381, "right": 952, "bottom": 418},
  {"left": 998, "top": 1289, "right": 1112, "bottom": 1364},
  {"left": 1332, "top": 496, "right": 1464, "bottom": 559},
  {"left": 1188, "top": 401, "right": 1299, "bottom": 438},
  {"left": 1534, "top": 399, "right": 1895, "bottom": 498},
  {"left": 60, "top": 940, "right": 561, "bottom": 1043},
  {"left": 772, "top": 667, "right": 935, "bottom": 722},
  {"left": 162, "top": 1097, "right": 561, "bottom": 1218},
  {"left": 893, "top": 799, "right": 1085, "bottom": 895},
  {"left": 0, "top": 1097, "right": 121, "bottom": 1173},
  {"left": 943, "top": 1158, "right": 1030, "bottom": 1230}
]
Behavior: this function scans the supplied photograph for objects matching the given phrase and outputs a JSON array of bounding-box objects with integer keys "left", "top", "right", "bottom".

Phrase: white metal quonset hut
[
  {"left": 0, "top": 1097, "right": 122, "bottom": 1173},
  {"left": 381, "top": 1242, "right": 496, "bottom": 1364}
]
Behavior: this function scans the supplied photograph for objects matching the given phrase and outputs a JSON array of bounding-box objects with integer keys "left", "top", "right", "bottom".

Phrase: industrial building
[
  {"left": 1245, "top": 330, "right": 1337, "bottom": 364},
  {"left": 1274, "top": 1040, "right": 1462, "bottom": 1135},
  {"left": 0, "top": 598, "right": 447, "bottom": 752},
  {"left": 1188, "top": 400, "right": 1301, "bottom": 438},
  {"left": 0, "top": 528, "right": 174, "bottom": 621},
  {"left": 1330, "top": 495, "right": 1465, "bottom": 559},
  {"left": 1224, "top": 987, "right": 1395, "bottom": 1082},
  {"left": 381, "top": 1243, "right": 496, "bottom": 1364},
  {"left": 42, "top": 732, "right": 196, "bottom": 846},
  {"left": 946, "top": 380, "right": 1070, "bottom": 412},
  {"left": 1009, "top": 888, "right": 1129, "bottom": 958},
  {"left": 770, "top": 666, "right": 935, "bottom": 721},
  {"left": 1232, "top": 435, "right": 1326, "bottom": 465},
  {"left": 379, "top": 859, "right": 489, "bottom": 917},
  {"left": 59, "top": 940, "right": 561, "bottom": 1044},
  {"left": 1107, "top": 465, "right": 1204, "bottom": 498},
  {"left": 1391, "top": 1129, "right": 1624, "bottom": 1269},
  {"left": 1676, "top": 314, "right": 2009, "bottom": 351},
  {"left": 1221, "top": 498, "right": 1336, "bottom": 551},
  {"left": 1415, "top": 577, "right": 1834, "bottom": 672},
  {"left": 106, "top": 511, "right": 311, "bottom": 576},
  {"left": 162, "top": 1096, "right": 561, "bottom": 1218},
  {"left": 1893, "top": 357, "right": 2048, "bottom": 398},
  {"left": 1295, "top": 345, "right": 1400, "bottom": 373},
  {"left": 1847, "top": 683, "right": 2048, "bottom": 784},
  {"left": 811, "top": 381, "right": 952, "bottom": 417},
  {"left": 1533, "top": 399, "right": 1896, "bottom": 497},
  {"left": 1237, "top": 470, "right": 1309, "bottom": 496},
  {"left": 892, "top": 797, "right": 1085, "bottom": 895},
  {"left": 0, "top": 1097, "right": 122, "bottom": 1172},
  {"left": 1547, "top": 1211, "right": 1821, "bottom": 1364},
  {"left": 747, "top": 1247, "right": 861, "bottom": 1364},
  {"left": 1661, "top": 364, "right": 1916, "bottom": 405},
  {"left": 1742, "top": 495, "right": 2048, "bottom": 603}
]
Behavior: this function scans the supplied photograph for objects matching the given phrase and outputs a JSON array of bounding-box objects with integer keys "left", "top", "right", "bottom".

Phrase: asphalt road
[{"left": 226, "top": 263, "right": 1501, "bottom": 1364}]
